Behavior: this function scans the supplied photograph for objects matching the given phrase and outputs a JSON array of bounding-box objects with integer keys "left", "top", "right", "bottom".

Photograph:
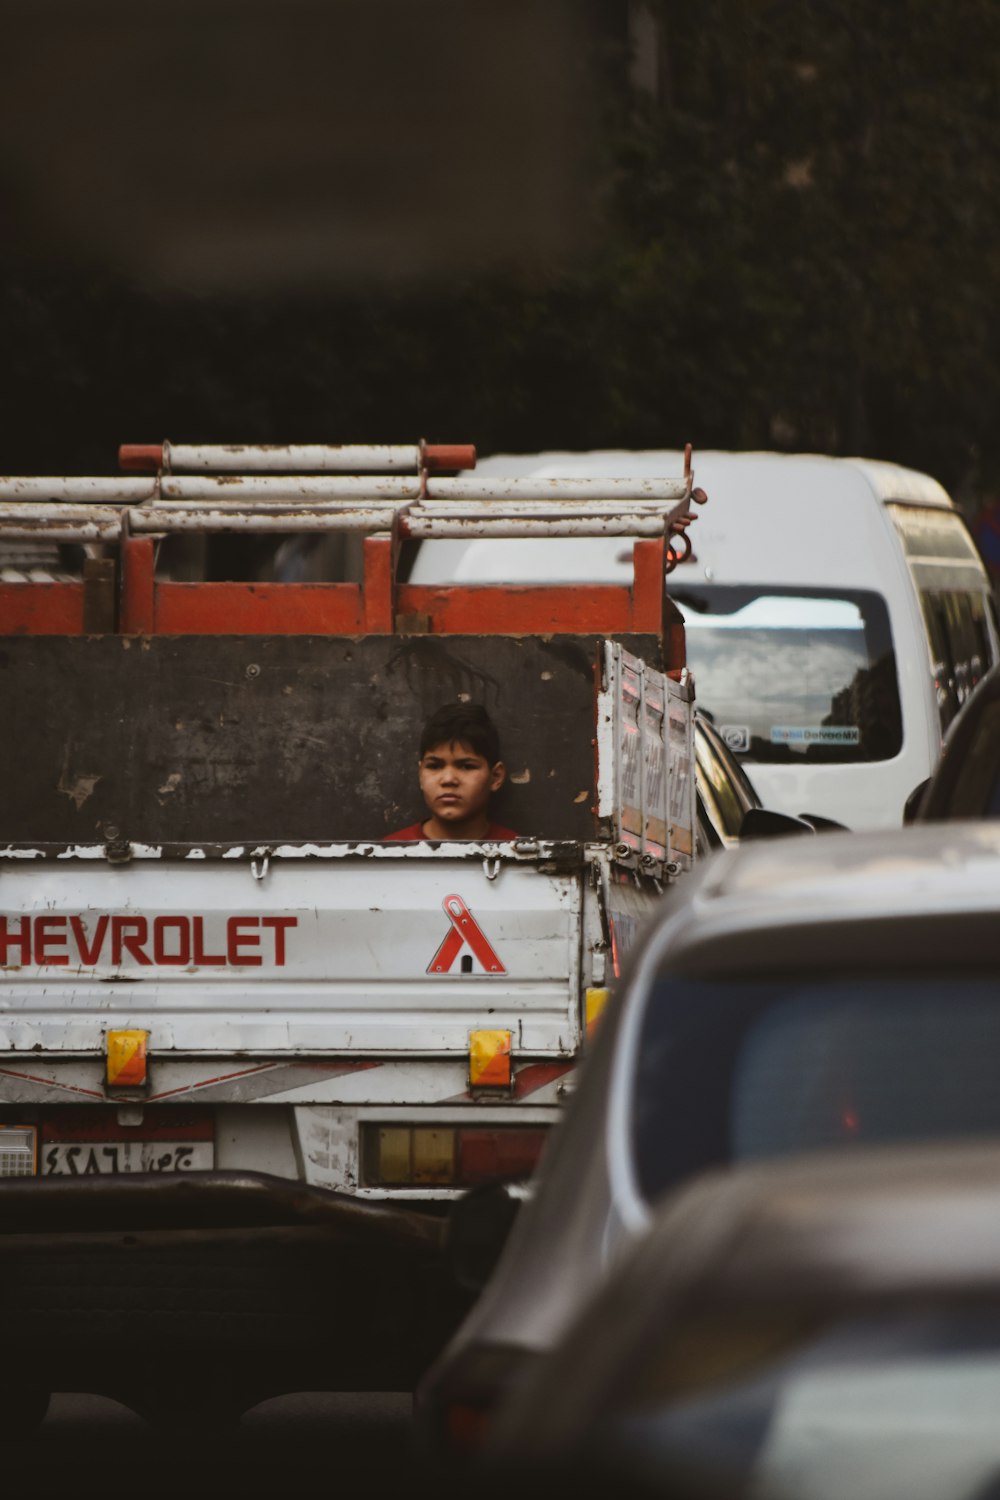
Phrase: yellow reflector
[
  {"left": 412, "top": 1128, "right": 457, "bottom": 1184},
  {"left": 106, "top": 1029, "right": 149, "bottom": 1087},
  {"left": 374, "top": 1126, "right": 411, "bottom": 1185},
  {"left": 585, "top": 987, "right": 610, "bottom": 1033},
  {"left": 468, "top": 1029, "right": 512, "bottom": 1088}
]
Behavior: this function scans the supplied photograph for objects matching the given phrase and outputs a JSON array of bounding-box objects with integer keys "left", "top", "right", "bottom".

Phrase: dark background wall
[{"left": 2, "top": 1, "right": 999, "bottom": 511}]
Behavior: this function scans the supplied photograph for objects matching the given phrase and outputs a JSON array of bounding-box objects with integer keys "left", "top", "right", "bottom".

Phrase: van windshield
[{"left": 672, "top": 586, "right": 902, "bottom": 763}]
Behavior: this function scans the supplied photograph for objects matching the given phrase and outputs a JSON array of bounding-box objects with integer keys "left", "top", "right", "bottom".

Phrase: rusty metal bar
[
  {"left": 0, "top": 504, "right": 124, "bottom": 541},
  {"left": 0, "top": 512, "right": 683, "bottom": 542},
  {"left": 428, "top": 476, "right": 692, "bottom": 502},
  {"left": 119, "top": 442, "right": 477, "bottom": 474},
  {"left": 161, "top": 476, "right": 419, "bottom": 501},
  {"left": 129, "top": 507, "right": 403, "bottom": 534},
  {"left": 0, "top": 474, "right": 691, "bottom": 505},
  {"left": 154, "top": 475, "right": 689, "bottom": 502},
  {"left": 0, "top": 503, "right": 695, "bottom": 542},
  {"left": 0, "top": 478, "right": 155, "bottom": 502},
  {"left": 131, "top": 509, "right": 681, "bottom": 537},
  {"left": 401, "top": 515, "right": 679, "bottom": 538}
]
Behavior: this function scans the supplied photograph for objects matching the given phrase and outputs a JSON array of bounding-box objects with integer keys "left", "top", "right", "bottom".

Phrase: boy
[{"left": 387, "top": 703, "right": 519, "bottom": 841}]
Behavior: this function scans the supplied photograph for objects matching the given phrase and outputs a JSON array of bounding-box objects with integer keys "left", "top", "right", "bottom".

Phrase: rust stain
[{"left": 57, "top": 751, "right": 102, "bottom": 810}]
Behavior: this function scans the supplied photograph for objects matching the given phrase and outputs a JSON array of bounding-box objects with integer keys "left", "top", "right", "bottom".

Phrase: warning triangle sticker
[{"left": 427, "top": 894, "right": 506, "bottom": 975}]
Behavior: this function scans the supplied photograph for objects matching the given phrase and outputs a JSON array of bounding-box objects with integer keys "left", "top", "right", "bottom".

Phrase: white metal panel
[
  {"left": 596, "top": 643, "right": 695, "bottom": 871},
  {"left": 0, "top": 857, "right": 581, "bottom": 1057}
]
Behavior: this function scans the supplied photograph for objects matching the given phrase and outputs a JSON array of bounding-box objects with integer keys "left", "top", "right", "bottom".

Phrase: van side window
[
  {"left": 888, "top": 503, "right": 1000, "bottom": 733},
  {"left": 919, "top": 587, "right": 994, "bottom": 732}
]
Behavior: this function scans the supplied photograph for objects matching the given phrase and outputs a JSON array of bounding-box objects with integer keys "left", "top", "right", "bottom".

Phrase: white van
[{"left": 409, "top": 451, "right": 999, "bottom": 829}]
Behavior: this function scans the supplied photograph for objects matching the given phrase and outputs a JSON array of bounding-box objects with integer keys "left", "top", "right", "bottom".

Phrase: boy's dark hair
[{"left": 419, "top": 703, "right": 501, "bottom": 765}]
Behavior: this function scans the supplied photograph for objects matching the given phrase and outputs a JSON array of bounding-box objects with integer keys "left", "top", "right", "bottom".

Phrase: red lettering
[
  {"left": 1, "top": 912, "right": 300, "bottom": 969},
  {"left": 70, "top": 915, "right": 109, "bottom": 966},
  {"left": 192, "top": 916, "right": 226, "bottom": 966},
  {"left": 153, "top": 916, "right": 190, "bottom": 966},
  {"left": 227, "top": 917, "right": 262, "bottom": 966},
  {"left": 261, "top": 916, "right": 297, "bottom": 965},
  {"left": 111, "top": 916, "right": 151, "bottom": 966},
  {"left": 0, "top": 916, "right": 31, "bottom": 965},
  {"left": 35, "top": 915, "right": 69, "bottom": 965}
]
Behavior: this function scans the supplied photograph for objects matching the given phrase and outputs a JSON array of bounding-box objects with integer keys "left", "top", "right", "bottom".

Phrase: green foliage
[{"left": 2, "top": 1, "right": 999, "bottom": 497}]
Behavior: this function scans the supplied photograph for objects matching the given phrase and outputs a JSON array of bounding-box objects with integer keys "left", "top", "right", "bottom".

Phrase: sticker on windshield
[
  {"left": 771, "top": 725, "right": 861, "bottom": 746},
  {"left": 720, "top": 725, "right": 751, "bottom": 753}
]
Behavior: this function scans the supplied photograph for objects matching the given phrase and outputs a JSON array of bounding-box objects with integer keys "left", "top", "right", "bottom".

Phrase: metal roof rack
[{"left": 0, "top": 441, "right": 702, "bottom": 543}]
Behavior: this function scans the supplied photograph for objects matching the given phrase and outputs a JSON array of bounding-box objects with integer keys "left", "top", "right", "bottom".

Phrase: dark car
[
  {"left": 487, "top": 1140, "right": 1000, "bottom": 1500},
  {"left": 694, "top": 711, "right": 836, "bottom": 850},
  {"left": 909, "top": 661, "right": 1000, "bottom": 822},
  {"left": 418, "top": 821, "right": 1000, "bottom": 1454}
]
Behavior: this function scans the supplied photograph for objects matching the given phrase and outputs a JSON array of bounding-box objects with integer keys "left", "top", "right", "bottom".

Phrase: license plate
[{"left": 41, "top": 1141, "right": 214, "bottom": 1175}]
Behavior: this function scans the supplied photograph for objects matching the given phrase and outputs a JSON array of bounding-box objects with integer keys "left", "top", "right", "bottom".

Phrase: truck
[{"left": 0, "top": 439, "right": 704, "bottom": 1425}]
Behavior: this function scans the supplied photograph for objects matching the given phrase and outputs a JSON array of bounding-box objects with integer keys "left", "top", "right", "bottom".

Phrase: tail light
[{"left": 362, "top": 1124, "right": 547, "bottom": 1188}]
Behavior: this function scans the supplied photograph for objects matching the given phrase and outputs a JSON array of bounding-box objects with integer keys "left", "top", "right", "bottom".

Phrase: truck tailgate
[{"left": 0, "top": 853, "right": 582, "bottom": 1056}]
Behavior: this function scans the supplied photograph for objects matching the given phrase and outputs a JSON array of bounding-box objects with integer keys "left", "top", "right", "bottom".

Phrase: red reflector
[
  {"left": 457, "top": 1128, "right": 548, "bottom": 1186},
  {"left": 445, "top": 1403, "right": 493, "bottom": 1452}
]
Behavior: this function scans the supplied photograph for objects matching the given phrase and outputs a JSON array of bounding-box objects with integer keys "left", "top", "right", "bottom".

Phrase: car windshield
[
  {"left": 631, "top": 973, "right": 1000, "bottom": 1204},
  {"left": 671, "top": 587, "right": 902, "bottom": 763}
]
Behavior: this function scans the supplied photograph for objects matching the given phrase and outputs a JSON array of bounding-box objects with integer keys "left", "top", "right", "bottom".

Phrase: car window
[
  {"left": 888, "top": 503, "right": 998, "bottom": 732},
  {"left": 630, "top": 973, "right": 1000, "bottom": 1205},
  {"left": 695, "top": 795, "right": 722, "bottom": 856},
  {"left": 694, "top": 725, "right": 754, "bottom": 842},
  {"left": 673, "top": 588, "right": 902, "bottom": 765},
  {"left": 918, "top": 586, "right": 995, "bottom": 731}
]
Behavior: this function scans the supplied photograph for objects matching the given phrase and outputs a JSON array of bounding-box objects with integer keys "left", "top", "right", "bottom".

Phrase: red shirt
[{"left": 385, "top": 821, "right": 519, "bottom": 841}]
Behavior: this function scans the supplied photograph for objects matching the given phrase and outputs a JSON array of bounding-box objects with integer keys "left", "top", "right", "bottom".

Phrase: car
[
  {"left": 908, "top": 660, "right": 1000, "bottom": 822},
  {"left": 486, "top": 1139, "right": 1000, "bottom": 1500},
  {"left": 693, "top": 710, "right": 837, "bottom": 851},
  {"left": 417, "top": 819, "right": 1000, "bottom": 1451}
]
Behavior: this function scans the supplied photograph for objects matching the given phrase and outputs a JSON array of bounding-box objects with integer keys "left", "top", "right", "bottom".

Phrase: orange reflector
[
  {"left": 468, "top": 1029, "right": 512, "bottom": 1088},
  {"left": 106, "top": 1030, "right": 149, "bottom": 1087},
  {"left": 585, "top": 986, "right": 610, "bottom": 1034}
]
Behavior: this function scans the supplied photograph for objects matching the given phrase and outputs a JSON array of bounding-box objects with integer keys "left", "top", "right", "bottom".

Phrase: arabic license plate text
[{"left": 41, "top": 1142, "right": 213, "bottom": 1175}]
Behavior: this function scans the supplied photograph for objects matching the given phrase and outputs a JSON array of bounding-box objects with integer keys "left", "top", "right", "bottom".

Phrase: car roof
[
  {"left": 667, "top": 821, "right": 1000, "bottom": 950},
  {"left": 473, "top": 449, "right": 955, "bottom": 509},
  {"left": 490, "top": 1139, "right": 1000, "bottom": 1456}
]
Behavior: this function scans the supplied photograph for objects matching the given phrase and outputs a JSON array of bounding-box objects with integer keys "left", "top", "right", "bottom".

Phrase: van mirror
[
  {"left": 798, "top": 812, "right": 850, "bottom": 833},
  {"left": 740, "top": 807, "right": 815, "bottom": 841},
  {"left": 446, "top": 1180, "right": 531, "bottom": 1293}
]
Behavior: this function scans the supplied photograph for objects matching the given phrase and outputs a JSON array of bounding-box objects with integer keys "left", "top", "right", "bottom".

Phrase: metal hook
[
  {"left": 483, "top": 855, "right": 501, "bottom": 881},
  {"left": 251, "top": 852, "right": 270, "bottom": 881},
  {"left": 665, "top": 525, "right": 692, "bottom": 574}
]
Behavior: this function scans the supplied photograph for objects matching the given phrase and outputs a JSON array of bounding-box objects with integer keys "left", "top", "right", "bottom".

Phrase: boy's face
[{"left": 418, "top": 738, "right": 505, "bottom": 830}]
